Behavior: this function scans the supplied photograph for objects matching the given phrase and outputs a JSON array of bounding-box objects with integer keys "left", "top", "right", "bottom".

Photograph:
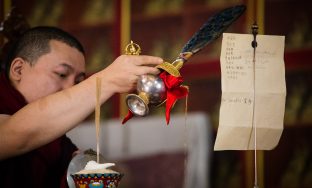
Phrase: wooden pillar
[
  {"left": 1, "top": 0, "right": 11, "bottom": 67},
  {"left": 2, "top": 0, "right": 11, "bottom": 18},
  {"left": 1, "top": 0, "right": 12, "bottom": 44},
  {"left": 113, "top": 0, "right": 131, "bottom": 118},
  {"left": 246, "top": 0, "right": 265, "bottom": 34},
  {"left": 119, "top": 0, "right": 130, "bottom": 118}
]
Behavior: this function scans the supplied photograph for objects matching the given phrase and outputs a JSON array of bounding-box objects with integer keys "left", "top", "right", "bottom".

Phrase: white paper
[{"left": 214, "top": 33, "right": 286, "bottom": 150}]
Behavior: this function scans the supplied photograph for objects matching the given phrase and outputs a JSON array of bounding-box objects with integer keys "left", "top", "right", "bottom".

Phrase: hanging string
[
  {"left": 251, "top": 23, "right": 259, "bottom": 188},
  {"left": 95, "top": 77, "right": 101, "bottom": 163},
  {"left": 183, "top": 87, "right": 189, "bottom": 186}
]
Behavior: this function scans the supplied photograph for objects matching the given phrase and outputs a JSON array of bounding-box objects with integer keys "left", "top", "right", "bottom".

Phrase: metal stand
[{"left": 251, "top": 22, "right": 259, "bottom": 188}]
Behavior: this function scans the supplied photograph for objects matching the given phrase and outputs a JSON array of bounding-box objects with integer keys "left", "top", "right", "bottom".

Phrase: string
[
  {"left": 183, "top": 87, "right": 189, "bottom": 186},
  {"left": 252, "top": 45, "right": 258, "bottom": 188},
  {"left": 95, "top": 77, "right": 101, "bottom": 163}
]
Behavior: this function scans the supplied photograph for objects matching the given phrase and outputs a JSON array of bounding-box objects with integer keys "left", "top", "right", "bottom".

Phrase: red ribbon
[
  {"left": 122, "top": 110, "right": 133, "bottom": 124},
  {"left": 122, "top": 72, "right": 188, "bottom": 125}
]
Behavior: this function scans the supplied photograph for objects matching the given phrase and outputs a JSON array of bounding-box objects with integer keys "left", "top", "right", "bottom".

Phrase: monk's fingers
[
  {"left": 129, "top": 55, "right": 163, "bottom": 66},
  {"left": 135, "top": 66, "right": 160, "bottom": 76}
]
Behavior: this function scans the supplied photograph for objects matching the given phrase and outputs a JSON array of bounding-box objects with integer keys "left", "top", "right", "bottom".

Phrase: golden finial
[{"left": 125, "top": 40, "right": 141, "bottom": 55}]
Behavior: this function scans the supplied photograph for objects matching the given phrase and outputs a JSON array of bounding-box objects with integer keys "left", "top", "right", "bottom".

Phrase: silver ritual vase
[{"left": 126, "top": 74, "right": 166, "bottom": 116}]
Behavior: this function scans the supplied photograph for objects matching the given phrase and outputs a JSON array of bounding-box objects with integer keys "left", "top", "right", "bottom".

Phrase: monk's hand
[{"left": 100, "top": 55, "right": 162, "bottom": 94}]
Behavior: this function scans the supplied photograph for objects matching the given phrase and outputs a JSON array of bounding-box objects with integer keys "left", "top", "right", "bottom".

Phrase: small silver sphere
[{"left": 137, "top": 74, "right": 166, "bottom": 105}]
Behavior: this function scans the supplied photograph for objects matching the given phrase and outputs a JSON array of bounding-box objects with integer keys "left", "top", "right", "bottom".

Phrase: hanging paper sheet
[{"left": 214, "top": 33, "right": 286, "bottom": 150}]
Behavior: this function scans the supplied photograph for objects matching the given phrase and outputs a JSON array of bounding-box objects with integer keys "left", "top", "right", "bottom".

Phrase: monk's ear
[{"left": 9, "top": 58, "right": 27, "bottom": 81}]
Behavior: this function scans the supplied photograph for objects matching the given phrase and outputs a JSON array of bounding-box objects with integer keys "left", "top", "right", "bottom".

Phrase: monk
[{"left": 0, "top": 26, "right": 162, "bottom": 187}]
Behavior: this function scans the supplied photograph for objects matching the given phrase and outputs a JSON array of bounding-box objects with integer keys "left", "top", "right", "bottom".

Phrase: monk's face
[{"left": 14, "top": 40, "right": 86, "bottom": 103}]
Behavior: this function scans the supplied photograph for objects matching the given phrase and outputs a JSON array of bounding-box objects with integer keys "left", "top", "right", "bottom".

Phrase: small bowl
[
  {"left": 70, "top": 173, "right": 123, "bottom": 188},
  {"left": 67, "top": 150, "right": 124, "bottom": 188}
]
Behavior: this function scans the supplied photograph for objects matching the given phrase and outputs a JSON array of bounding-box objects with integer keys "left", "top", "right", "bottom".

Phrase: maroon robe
[{"left": 0, "top": 72, "right": 77, "bottom": 188}]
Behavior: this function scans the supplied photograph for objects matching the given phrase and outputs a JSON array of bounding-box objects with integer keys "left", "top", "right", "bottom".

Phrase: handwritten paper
[{"left": 214, "top": 33, "right": 286, "bottom": 150}]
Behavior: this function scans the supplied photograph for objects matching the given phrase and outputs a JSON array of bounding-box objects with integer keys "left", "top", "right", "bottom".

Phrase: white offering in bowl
[
  {"left": 75, "top": 160, "right": 119, "bottom": 174},
  {"left": 67, "top": 152, "right": 123, "bottom": 188}
]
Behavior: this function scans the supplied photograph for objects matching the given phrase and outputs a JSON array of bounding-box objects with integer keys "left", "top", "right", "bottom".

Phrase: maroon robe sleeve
[{"left": 0, "top": 72, "right": 79, "bottom": 188}]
